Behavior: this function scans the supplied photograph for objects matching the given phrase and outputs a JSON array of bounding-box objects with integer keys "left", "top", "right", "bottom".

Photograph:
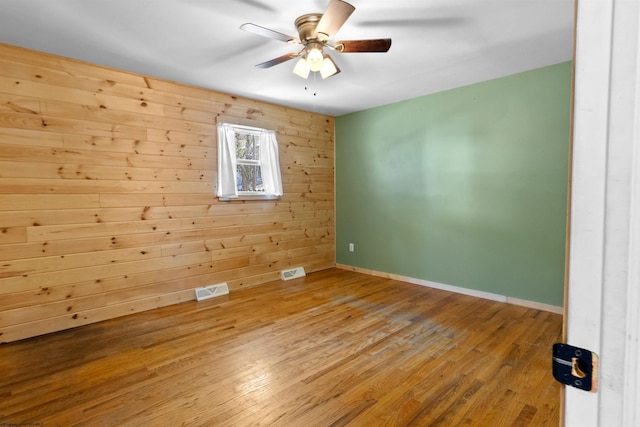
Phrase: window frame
[{"left": 216, "top": 123, "right": 283, "bottom": 201}]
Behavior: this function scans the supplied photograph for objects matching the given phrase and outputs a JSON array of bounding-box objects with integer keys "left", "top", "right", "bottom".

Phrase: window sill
[{"left": 218, "top": 194, "right": 281, "bottom": 202}]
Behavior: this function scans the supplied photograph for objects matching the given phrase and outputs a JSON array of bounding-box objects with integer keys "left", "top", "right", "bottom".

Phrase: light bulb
[{"left": 306, "top": 47, "right": 324, "bottom": 72}]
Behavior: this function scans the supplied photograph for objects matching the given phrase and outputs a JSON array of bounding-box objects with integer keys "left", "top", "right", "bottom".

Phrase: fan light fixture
[
  {"left": 292, "top": 58, "right": 310, "bottom": 79},
  {"left": 292, "top": 44, "right": 339, "bottom": 79},
  {"left": 319, "top": 54, "right": 339, "bottom": 79},
  {"left": 307, "top": 44, "right": 324, "bottom": 71}
]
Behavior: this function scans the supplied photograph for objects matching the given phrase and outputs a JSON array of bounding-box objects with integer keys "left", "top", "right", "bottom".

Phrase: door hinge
[{"left": 552, "top": 343, "right": 598, "bottom": 392}]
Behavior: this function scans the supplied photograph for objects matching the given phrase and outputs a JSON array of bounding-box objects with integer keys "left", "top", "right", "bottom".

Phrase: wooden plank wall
[{"left": 0, "top": 43, "right": 335, "bottom": 343}]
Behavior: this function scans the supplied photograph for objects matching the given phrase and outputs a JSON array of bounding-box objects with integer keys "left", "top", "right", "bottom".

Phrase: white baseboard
[{"left": 336, "top": 264, "right": 563, "bottom": 314}]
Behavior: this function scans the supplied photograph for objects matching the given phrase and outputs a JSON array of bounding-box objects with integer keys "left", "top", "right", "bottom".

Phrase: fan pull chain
[
  {"left": 313, "top": 72, "right": 317, "bottom": 96},
  {"left": 303, "top": 72, "right": 318, "bottom": 96}
]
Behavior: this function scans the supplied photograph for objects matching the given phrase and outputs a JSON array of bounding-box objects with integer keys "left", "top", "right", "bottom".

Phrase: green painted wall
[{"left": 336, "top": 62, "right": 572, "bottom": 306}]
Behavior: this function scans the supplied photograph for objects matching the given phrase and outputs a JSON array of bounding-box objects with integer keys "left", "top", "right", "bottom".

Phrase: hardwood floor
[{"left": 0, "top": 269, "right": 562, "bottom": 426}]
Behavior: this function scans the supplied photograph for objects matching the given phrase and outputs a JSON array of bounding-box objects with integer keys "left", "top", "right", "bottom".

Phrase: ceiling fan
[{"left": 240, "top": 0, "right": 392, "bottom": 80}]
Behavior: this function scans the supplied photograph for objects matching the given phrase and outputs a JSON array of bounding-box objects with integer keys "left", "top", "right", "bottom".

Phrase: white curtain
[
  {"left": 260, "top": 130, "right": 283, "bottom": 196},
  {"left": 216, "top": 123, "right": 238, "bottom": 199},
  {"left": 217, "top": 124, "right": 283, "bottom": 199}
]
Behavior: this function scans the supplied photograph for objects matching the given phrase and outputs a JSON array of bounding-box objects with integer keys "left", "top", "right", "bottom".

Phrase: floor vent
[
  {"left": 194, "top": 283, "right": 229, "bottom": 301},
  {"left": 281, "top": 267, "right": 306, "bottom": 281}
]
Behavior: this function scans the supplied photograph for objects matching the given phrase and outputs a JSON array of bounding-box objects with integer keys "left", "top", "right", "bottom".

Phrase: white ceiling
[{"left": 0, "top": 0, "right": 574, "bottom": 116}]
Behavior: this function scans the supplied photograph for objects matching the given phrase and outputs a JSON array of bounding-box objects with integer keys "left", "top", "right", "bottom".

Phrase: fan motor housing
[{"left": 295, "top": 13, "right": 323, "bottom": 41}]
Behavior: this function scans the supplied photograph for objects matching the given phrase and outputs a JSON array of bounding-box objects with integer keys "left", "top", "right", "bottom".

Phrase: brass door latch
[{"left": 552, "top": 343, "right": 598, "bottom": 392}]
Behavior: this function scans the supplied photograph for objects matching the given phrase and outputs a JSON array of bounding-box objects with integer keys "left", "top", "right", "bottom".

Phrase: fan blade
[
  {"left": 241, "top": 23, "right": 300, "bottom": 44},
  {"left": 314, "top": 0, "right": 355, "bottom": 40},
  {"left": 335, "top": 38, "right": 392, "bottom": 53},
  {"left": 255, "top": 52, "right": 300, "bottom": 68}
]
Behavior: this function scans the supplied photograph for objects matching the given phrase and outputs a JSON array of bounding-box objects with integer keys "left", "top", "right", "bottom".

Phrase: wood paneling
[
  {"left": 0, "top": 269, "right": 561, "bottom": 425},
  {"left": 0, "top": 43, "right": 335, "bottom": 343}
]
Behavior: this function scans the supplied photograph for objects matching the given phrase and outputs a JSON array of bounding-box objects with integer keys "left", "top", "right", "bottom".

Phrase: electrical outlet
[{"left": 349, "top": 243, "right": 355, "bottom": 252}]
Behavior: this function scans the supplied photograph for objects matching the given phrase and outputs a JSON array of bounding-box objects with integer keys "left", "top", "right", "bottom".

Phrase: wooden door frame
[{"left": 565, "top": 0, "right": 640, "bottom": 425}]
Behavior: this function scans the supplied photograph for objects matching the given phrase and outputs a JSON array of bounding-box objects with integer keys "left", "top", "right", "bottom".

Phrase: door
[{"left": 565, "top": 0, "right": 640, "bottom": 425}]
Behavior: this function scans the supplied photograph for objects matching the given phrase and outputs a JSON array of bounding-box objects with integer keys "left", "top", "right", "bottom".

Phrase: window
[{"left": 216, "top": 123, "right": 283, "bottom": 200}]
